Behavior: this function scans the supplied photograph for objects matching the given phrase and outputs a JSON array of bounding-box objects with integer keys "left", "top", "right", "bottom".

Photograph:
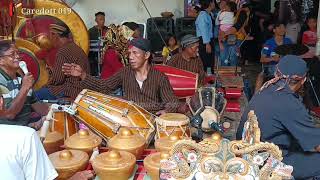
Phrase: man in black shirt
[{"left": 88, "top": 12, "right": 108, "bottom": 76}]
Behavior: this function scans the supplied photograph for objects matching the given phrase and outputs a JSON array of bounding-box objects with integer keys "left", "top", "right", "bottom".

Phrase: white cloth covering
[{"left": 0, "top": 125, "right": 58, "bottom": 180}]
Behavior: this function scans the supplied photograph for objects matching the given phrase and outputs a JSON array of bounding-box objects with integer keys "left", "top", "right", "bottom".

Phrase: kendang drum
[
  {"left": 51, "top": 111, "right": 77, "bottom": 140},
  {"left": 72, "top": 89, "right": 156, "bottom": 145},
  {"left": 154, "top": 65, "right": 198, "bottom": 99},
  {"left": 187, "top": 87, "right": 227, "bottom": 139},
  {"left": 155, "top": 113, "right": 190, "bottom": 139}
]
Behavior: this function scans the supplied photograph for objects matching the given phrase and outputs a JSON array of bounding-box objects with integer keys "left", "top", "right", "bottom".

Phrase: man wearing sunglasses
[{"left": 0, "top": 40, "right": 46, "bottom": 129}]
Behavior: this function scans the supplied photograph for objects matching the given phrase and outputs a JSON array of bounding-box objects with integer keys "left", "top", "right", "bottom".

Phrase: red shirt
[
  {"left": 100, "top": 49, "right": 124, "bottom": 79},
  {"left": 302, "top": 30, "right": 317, "bottom": 46}
]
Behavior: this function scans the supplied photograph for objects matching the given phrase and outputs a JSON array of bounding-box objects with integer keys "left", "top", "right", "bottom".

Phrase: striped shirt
[
  {"left": 166, "top": 53, "right": 206, "bottom": 86},
  {"left": 0, "top": 69, "right": 36, "bottom": 125},
  {"left": 81, "top": 66, "right": 180, "bottom": 114},
  {"left": 47, "top": 42, "right": 90, "bottom": 99}
]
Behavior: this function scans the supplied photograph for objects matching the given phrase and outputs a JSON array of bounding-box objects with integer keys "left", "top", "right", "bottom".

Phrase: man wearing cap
[
  {"left": 35, "top": 23, "right": 90, "bottom": 100},
  {"left": 166, "top": 34, "right": 206, "bottom": 86},
  {"left": 62, "top": 38, "right": 180, "bottom": 115},
  {"left": 236, "top": 55, "right": 320, "bottom": 179}
]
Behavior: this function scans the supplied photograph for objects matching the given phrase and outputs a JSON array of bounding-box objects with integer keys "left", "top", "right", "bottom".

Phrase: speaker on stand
[
  {"left": 175, "top": 17, "right": 196, "bottom": 40},
  {"left": 146, "top": 17, "right": 174, "bottom": 53}
]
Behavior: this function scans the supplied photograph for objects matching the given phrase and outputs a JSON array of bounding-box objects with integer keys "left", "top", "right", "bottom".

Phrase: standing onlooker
[
  {"left": 195, "top": 0, "right": 215, "bottom": 74},
  {"left": 255, "top": 22, "right": 292, "bottom": 92},
  {"left": 219, "top": 2, "right": 251, "bottom": 66},
  {"left": 88, "top": 12, "right": 108, "bottom": 76},
  {"left": 286, "top": 15, "right": 301, "bottom": 44},
  {"left": 214, "top": 0, "right": 227, "bottom": 61},
  {"left": 301, "top": 15, "right": 317, "bottom": 58},
  {"left": 218, "top": 1, "right": 237, "bottom": 52}
]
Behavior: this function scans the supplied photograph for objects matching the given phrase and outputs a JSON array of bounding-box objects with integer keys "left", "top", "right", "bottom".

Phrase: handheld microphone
[{"left": 19, "top": 61, "right": 29, "bottom": 74}]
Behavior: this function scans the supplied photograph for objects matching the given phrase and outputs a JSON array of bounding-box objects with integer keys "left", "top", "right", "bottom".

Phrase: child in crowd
[
  {"left": 301, "top": 15, "right": 317, "bottom": 58},
  {"left": 162, "top": 34, "right": 180, "bottom": 61},
  {"left": 218, "top": 1, "right": 237, "bottom": 51},
  {"left": 285, "top": 14, "right": 301, "bottom": 44}
]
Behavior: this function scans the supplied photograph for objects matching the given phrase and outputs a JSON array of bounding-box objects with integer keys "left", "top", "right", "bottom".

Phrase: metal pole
[
  {"left": 140, "top": 0, "right": 168, "bottom": 48},
  {"left": 316, "top": 1, "right": 320, "bottom": 56}
]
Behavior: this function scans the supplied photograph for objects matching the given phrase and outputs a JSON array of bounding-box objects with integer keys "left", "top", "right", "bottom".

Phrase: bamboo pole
[{"left": 316, "top": 1, "right": 320, "bottom": 56}]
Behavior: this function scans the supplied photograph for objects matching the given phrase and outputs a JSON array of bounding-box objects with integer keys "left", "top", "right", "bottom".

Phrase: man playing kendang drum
[
  {"left": 236, "top": 55, "right": 320, "bottom": 179},
  {"left": 166, "top": 34, "right": 206, "bottom": 86},
  {"left": 63, "top": 38, "right": 180, "bottom": 115},
  {"left": 35, "top": 23, "right": 90, "bottom": 100},
  {"left": 0, "top": 40, "right": 47, "bottom": 129}
]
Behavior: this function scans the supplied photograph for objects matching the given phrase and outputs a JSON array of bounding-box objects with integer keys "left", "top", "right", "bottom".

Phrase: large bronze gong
[
  {"left": 14, "top": 0, "right": 89, "bottom": 54},
  {"left": 11, "top": 0, "right": 89, "bottom": 89}
]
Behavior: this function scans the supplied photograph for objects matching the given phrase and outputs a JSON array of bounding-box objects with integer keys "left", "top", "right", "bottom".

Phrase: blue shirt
[
  {"left": 261, "top": 37, "right": 292, "bottom": 65},
  {"left": 195, "top": 11, "right": 213, "bottom": 44},
  {"left": 236, "top": 81, "right": 320, "bottom": 178}
]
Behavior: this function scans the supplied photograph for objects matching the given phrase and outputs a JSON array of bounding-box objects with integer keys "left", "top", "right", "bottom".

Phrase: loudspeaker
[
  {"left": 148, "top": 31, "right": 171, "bottom": 53},
  {"left": 147, "top": 17, "right": 174, "bottom": 34},
  {"left": 146, "top": 17, "right": 174, "bottom": 52},
  {"left": 175, "top": 17, "right": 196, "bottom": 40}
]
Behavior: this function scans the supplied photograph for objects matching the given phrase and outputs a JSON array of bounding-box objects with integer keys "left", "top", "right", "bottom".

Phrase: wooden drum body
[
  {"left": 72, "top": 89, "right": 155, "bottom": 145},
  {"left": 155, "top": 113, "right": 190, "bottom": 139},
  {"left": 154, "top": 65, "right": 198, "bottom": 99},
  {"left": 51, "top": 111, "right": 77, "bottom": 140}
]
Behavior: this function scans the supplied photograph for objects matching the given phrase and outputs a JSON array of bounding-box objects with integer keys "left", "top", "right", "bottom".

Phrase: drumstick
[{"left": 39, "top": 107, "right": 54, "bottom": 143}]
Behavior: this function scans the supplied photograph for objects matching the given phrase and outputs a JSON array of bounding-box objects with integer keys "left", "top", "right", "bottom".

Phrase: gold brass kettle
[
  {"left": 64, "top": 129, "right": 102, "bottom": 156},
  {"left": 49, "top": 150, "right": 89, "bottom": 180},
  {"left": 154, "top": 135, "right": 181, "bottom": 153},
  {"left": 92, "top": 150, "right": 136, "bottom": 180},
  {"left": 108, "top": 128, "right": 146, "bottom": 159},
  {"left": 41, "top": 131, "right": 64, "bottom": 155},
  {"left": 144, "top": 152, "right": 170, "bottom": 180}
]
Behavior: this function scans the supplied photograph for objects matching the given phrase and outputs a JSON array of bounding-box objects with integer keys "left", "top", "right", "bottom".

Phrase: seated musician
[
  {"left": 0, "top": 124, "right": 58, "bottom": 180},
  {"left": 166, "top": 34, "right": 206, "bottom": 86},
  {"left": 100, "top": 22, "right": 141, "bottom": 79},
  {"left": 35, "top": 23, "right": 90, "bottom": 100},
  {"left": 0, "top": 40, "right": 47, "bottom": 129},
  {"left": 236, "top": 55, "right": 320, "bottom": 179},
  {"left": 63, "top": 38, "right": 180, "bottom": 115}
]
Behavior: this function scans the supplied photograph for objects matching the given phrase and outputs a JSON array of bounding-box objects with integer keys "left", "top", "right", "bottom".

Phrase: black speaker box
[
  {"left": 175, "top": 17, "right": 196, "bottom": 40},
  {"left": 147, "top": 17, "right": 174, "bottom": 34},
  {"left": 148, "top": 31, "right": 171, "bottom": 53}
]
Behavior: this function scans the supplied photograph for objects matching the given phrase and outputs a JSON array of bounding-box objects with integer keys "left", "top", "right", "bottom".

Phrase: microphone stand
[
  {"left": 140, "top": 0, "right": 168, "bottom": 49},
  {"left": 308, "top": 76, "right": 320, "bottom": 107},
  {"left": 97, "top": 37, "right": 102, "bottom": 77}
]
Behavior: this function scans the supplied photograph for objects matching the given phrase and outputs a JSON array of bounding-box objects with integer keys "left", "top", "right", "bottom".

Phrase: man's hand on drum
[
  {"left": 62, "top": 63, "right": 86, "bottom": 80},
  {"left": 156, "top": 110, "right": 167, "bottom": 116}
]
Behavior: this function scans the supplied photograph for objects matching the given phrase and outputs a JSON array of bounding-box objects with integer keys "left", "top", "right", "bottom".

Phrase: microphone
[
  {"left": 19, "top": 61, "right": 29, "bottom": 74},
  {"left": 40, "top": 99, "right": 71, "bottom": 105}
]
